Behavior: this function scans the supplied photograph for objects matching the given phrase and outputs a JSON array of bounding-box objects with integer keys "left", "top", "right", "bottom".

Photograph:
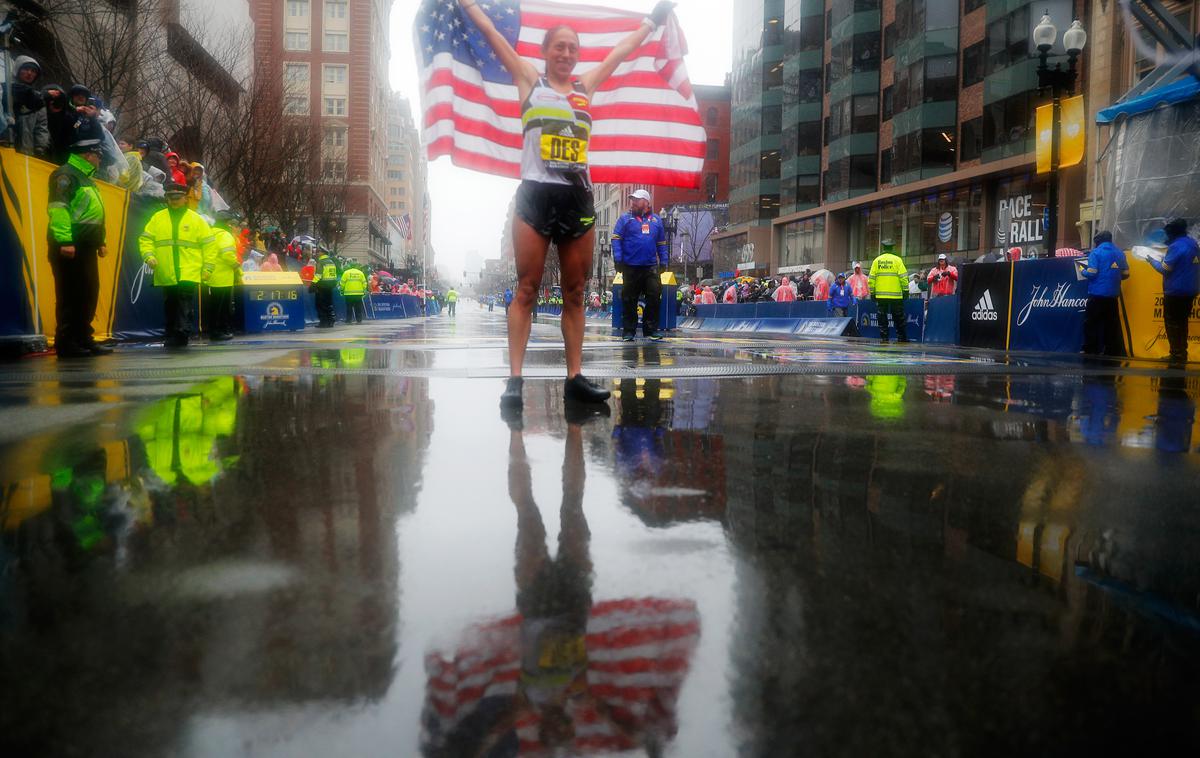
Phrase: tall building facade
[
  {"left": 716, "top": 0, "right": 1116, "bottom": 278},
  {"left": 252, "top": 0, "right": 392, "bottom": 265},
  {"left": 385, "top": 93, "right": 431, "bottom": 275}
]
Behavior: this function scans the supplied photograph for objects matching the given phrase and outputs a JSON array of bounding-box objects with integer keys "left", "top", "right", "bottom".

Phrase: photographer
[{"left": 927, "top": 254, "right": 958, "bottom": 298}]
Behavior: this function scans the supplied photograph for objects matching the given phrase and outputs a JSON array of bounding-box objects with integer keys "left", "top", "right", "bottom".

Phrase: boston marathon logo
[
  {"left": 971, "top": 290, "right": 999, "bottom": 321},
  {"left": 261, "top": 302, "right": 288, "bottom": 328},
  {"left": 1016, "top": 283, "right": 1087, "bottom": 326}
]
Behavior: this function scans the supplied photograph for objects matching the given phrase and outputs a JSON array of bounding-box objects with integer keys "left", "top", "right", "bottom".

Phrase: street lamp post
[
  {"left": 597, "top": 228, "right": 611, "bottom": 290},
  {"left": 660, "top": 206, "right": 680, "bottom": 276},
  {"left": 1033, "top": 15, "right": 1087, "bottom": 258}
]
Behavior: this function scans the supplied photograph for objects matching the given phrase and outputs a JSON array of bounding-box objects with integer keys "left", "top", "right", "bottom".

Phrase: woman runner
[{"left": 459, "top": 0, "right": 676, "bottom": 411}]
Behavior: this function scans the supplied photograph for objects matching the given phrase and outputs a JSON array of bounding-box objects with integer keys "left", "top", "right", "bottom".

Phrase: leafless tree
[{"left": 674, "top": 209, "right": 716, "bottom": 282}]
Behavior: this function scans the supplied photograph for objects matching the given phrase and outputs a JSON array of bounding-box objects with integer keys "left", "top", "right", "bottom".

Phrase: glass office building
[{"left": 720, "top": 0, "right": 1074, "bottom": 274}]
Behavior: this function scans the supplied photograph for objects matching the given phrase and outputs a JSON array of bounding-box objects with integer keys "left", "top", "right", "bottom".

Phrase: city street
[{"left": 2, "top": 309, "right": 1200, "bottom": 756}]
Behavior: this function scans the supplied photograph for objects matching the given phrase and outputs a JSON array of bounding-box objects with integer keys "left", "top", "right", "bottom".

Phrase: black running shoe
[
  {"left": 500, "top": 376, "right": 524, "bottom": 407},
  {"left": 621, "top": 333, "right": 635, "bottom": 342},
  {"left": 564, "top": 374, "right": 611, "bottom": 403}
]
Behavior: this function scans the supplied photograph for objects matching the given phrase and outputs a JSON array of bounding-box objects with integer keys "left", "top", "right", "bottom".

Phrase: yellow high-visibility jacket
[
  {"left": 138, "top": 207, "right": 218, "bottom": 286},
  {"left": 339, "top": 268, "right": 367, "bottom": 296},
  {"left": 868, "top": 252, "right": 908, "bottom": 299},
  {"left": 205, "top": 227, "right": 241, "bottom": 288}
]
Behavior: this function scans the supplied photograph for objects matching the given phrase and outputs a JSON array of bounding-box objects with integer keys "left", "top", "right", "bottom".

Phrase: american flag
[
  {"left": 415, "top": 0, "right": 705, "bottom": 188},
  {"left": 421, "top": 597, "right": 700, "bottom": 755},
  {"left": 398, "top": 212, "right": 413, "bottom": 241}
]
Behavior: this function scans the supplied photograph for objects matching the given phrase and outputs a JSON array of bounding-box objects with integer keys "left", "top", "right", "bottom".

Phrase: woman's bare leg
[
  {"left": 556, "top": 229, "right": 595, "bottom": 378},
  {"left": 508, "top": 219, "right": 550, "bottom": 378}
]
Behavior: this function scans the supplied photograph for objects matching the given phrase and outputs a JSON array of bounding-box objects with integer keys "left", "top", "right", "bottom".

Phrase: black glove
[{"left": 649, "top": 1, "right": 675, "bottom": 26}]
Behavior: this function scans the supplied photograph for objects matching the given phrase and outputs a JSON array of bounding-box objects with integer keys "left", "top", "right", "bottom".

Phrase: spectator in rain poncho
[
  {"left": 772, "top": 275, "right": 797, "bottom": 302},
  {"left": 242, "top": 250, "right": 265, "bottom": 272},
  {"left": 722, "top": 283, "right": 738, "bottom": 303},
  {"left": 260, "top": 253, "right": 283, "bottom": 272},
  {"left": 186, "top": 163, "right": 213, "bottom": 217}
]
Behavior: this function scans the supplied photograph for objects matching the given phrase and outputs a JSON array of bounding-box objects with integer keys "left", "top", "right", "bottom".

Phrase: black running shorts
[{"left": 514, "top": 180, "right": 596, "bottom": 244}]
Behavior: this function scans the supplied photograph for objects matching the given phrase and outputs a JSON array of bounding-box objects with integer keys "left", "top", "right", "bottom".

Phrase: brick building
[{"left": 251, "top": 0, "right": 392, "bottom": 265}]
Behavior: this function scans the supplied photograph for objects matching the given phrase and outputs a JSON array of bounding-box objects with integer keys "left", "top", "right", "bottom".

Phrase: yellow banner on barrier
[
  {"left": 1120, "top": 258, "right": 1200, "bottom": 360},
  {"left": 242, "top": 271, "right": 303, "bottom": 286},
  {"left": 1035, "top": 95, "right": 1085, "bottom": 174},
  {"left": 0, "top": 147, "right": 131, "bottom": 343}
]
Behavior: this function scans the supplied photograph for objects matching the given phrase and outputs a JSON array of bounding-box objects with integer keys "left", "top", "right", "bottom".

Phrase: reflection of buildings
[
  {"left": 718, "top": 372, "right": 1200, "bottom": 755},
  {"left": 612, "top": 366, "right": 727, "bottom": 527},
  {"left": 0, "top": 356, "right": 432, "bottom": 755}
]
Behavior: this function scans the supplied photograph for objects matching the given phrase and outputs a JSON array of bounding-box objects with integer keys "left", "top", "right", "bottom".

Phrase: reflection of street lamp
[{"left": 1033, "top": 14, "right": 1086, "bottom": 258}]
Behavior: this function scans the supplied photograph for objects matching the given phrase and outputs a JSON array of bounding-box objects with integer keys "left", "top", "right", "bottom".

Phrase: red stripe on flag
[
  {"left": 589, "top": 134, "right": 706, "bottom": 158},
  {"left": 591, "top": 165, "right": 701, "bottom": 189},
  {"left": 426, "top": 136, "right": 522, "bottom": 179},
  {"left": 422, "top": 72, "right": 522, "bottom": 119},
  {"left": 589, "top": 102, "right": 701, "bottom": 125},
  {"left": 424, "top": 106, "right": 523, "bottom": 148},
  {"left": 520, "top": 11, "right": 645, "bottom": 34}
]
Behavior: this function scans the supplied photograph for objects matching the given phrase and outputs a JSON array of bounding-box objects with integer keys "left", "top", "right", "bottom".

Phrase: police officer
[
  {"left": 446, "top": 287, "right": 459, "bottom": 317},
  {"left": 612, "top": 189, "right": 668, "bottom": 341},
  {"left": 1149, "top": 218, "right": 1200, "bottom": 363},
  {"left": 47, "top": 138, "right": 111, "bottom": 357},
  {"left": 310, "top": 246, "right": 339, "bottom": 327},
  {"left": 138, "top": 182, "right": 218, "bottom": 349},
  {"left": 205, "top": 210, "right": 243, "bottom": 341},
  {"left": 868, "top": 238, "right": 909, "bottom": 343},
  {"left": 338, "top": 265, "right": 368, "bottom": 324}
]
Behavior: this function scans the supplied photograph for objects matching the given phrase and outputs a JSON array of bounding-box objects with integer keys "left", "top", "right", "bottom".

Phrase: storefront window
[
  {"left": 849, "top": 185, "right": 984, "bottom": 269},
  {"left": 779, "top": 216, "right": 827, "bottom": 269}
]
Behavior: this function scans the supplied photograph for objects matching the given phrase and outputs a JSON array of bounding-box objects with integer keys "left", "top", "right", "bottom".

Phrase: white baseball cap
[
  {"left": 937, "top": 253, "right": 947, "bottom": 260},
  {"left": 628, "top": 189, "right": 651, "bottom": 201}
]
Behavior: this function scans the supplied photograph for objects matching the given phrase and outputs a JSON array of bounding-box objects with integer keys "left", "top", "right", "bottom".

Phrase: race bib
[{"left": 540, "top": 133, "right": 588, "bottom": 172}]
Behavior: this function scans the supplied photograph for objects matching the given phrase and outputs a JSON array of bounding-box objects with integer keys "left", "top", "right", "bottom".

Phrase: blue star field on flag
[{"left": 416, "top": 0, "right": 521, "bottom": 86}]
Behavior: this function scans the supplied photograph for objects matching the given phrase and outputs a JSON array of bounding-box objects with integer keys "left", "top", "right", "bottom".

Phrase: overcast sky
[{"left": 388, "top": 0, "right": 733, "bottom": 283}]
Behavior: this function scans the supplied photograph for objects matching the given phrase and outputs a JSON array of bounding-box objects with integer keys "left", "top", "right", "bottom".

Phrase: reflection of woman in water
[
  {"left": 509, "top": 421, "right": 597, "bottom": 751},
  {"left": 422, "top": 419, "right": 699, "bottom": 758}
]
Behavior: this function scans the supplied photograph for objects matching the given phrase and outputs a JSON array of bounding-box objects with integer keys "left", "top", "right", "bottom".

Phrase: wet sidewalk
[{"left": 2, "top": 307, "right": 1199, "bottom": 756}]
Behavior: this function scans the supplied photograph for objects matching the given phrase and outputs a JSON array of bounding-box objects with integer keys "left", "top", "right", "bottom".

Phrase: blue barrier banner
[
  {"left": 855, "top": 300, "right": 925, "bottom": 341},
  {"left": 924, "top": 295, "right": 959, "bottom": 344},
  {"left": 677, "top": 316, "right": 851, "bottom": 336},
  {"left": 1009, "top": 258, "right": 1087, "bottom": 353},
  {"left": 369, "top": 294, "right": 407, "bottom": 319}
]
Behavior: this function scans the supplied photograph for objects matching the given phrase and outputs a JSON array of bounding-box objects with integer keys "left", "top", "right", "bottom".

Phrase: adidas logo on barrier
[{"left": 971, "top": 290, "right": 999, "bottom": 321}]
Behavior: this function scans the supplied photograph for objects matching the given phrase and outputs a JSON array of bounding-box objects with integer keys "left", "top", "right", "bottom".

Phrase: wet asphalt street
[{"left": 2, "top": 306, "right": 1200, "bottom": 757}]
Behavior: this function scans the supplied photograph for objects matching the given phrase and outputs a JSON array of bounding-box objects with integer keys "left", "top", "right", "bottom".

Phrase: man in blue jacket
[
  {"left": 1148, "top": 218, "right": 1200, "bottom": 363},
  {"left": 612, "top": 189, "right": 668, "bottom": 341},
  {"left": 1080, "top": 230, "right": 1129, "bottom": 356}
]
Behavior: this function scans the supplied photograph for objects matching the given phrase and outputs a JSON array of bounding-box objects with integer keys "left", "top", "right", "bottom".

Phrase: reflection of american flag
[
  {"left": 398, "top": 213, "right": 413, "bottom": 241},
  {"left": 422, "top": 597, "right": 700, "bottom": 756},
  {"left": 415, "top": 0, "right": 704, "bottom": 188}
]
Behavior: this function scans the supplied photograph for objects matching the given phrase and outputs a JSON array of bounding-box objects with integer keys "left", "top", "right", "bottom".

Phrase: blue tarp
[{"left": 1096, "top": 75, "right": 1200, "bottom": 124}]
